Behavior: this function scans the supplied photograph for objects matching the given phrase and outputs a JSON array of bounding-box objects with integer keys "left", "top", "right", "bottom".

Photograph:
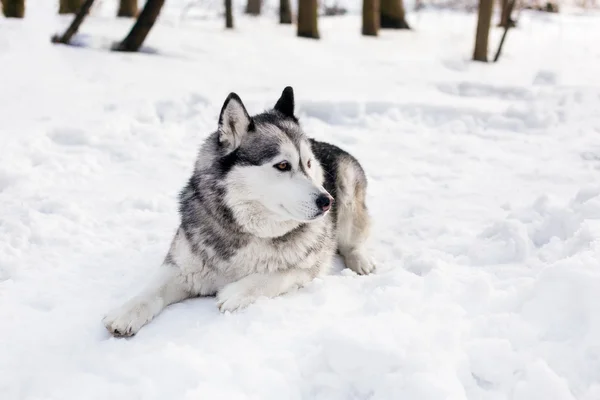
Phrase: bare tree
[
  {"left": 279, "top": 0, "right": 292, "bottom": 23},
  {"left": 52, "top": 0, "right": 95, "bottom": 44},
  {"left": 498, "top": 0, "right": 515, "bottom": 27},
  {"left": 113, "top": 0, "right": 165, "bottom": 52},
  {"left": 473, "top": 0, "right": 494, "bottom": 61},
  {"left": 245, "top": 0, "right": 261, "bottom": 15},
  {"left": 380, "top": 0, "right": 410, "bottom": 29},
  {"left": 118, "top": 0, "right": 137, "bottom": 17},
  {"left": 523, "top": 0, "right": 559, "bottom": 12},
  {"left": 362, "top": 0, "right": 380, "bottom": 36},
  {"left": 494, "top": 0, "right": 516, "bottom": 61},
  {"left": 59, "top": 0, "right": 83, "bottom": 14},
  {"left": 2, "top": 0, "right": 25, "bottom": 18},
  {"left": 225, "top": 0, "right": 233, "bottom": 28},
  {"left": 297, "top": 0, "right": 319, "bottom": 39}
]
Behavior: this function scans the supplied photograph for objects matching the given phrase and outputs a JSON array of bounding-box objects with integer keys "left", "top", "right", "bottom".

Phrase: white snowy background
[{"left": 1, "top": 0, "right": 600, "bottom": 399}]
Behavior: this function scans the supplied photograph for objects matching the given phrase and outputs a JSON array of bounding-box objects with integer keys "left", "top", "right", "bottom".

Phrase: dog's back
[{"left": 310, "top": 139, "right": 372, "bottom": 274}]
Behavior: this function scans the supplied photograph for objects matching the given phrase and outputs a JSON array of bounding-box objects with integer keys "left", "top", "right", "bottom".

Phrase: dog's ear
[
  {"left": 218, "top": 92, "right": 253, "bottom": 152},
  {"left": 274, "top": 86, "right": 295, "bottom": 118}
]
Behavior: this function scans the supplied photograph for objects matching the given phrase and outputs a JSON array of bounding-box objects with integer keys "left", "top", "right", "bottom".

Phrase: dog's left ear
[
  {"left": 218, "top": 92, "right": 253, "bottom": 152},
  {"left": 274, "top": 86, "right": 295, "bottom": 119}
]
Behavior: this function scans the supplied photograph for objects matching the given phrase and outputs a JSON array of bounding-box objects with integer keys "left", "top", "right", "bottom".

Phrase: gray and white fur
[{"left": 103, "top": 87, "right": 375, "bottom": 336}]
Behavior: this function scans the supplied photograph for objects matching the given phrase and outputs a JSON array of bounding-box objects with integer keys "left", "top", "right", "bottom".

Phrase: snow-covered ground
[{"left": 2, "top": 1, "right": 600, "bottom": 399}]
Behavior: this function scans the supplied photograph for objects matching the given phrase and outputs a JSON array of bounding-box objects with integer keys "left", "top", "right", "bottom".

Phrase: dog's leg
[
  {"left": 217, "top": 268, "right": 316, "bottom": 313},
  {"left": 103, "top": 265, "right": 190, "bottom": 337},
  {"left": 336, "top": 163, "right": 376, "bottom": 275}
]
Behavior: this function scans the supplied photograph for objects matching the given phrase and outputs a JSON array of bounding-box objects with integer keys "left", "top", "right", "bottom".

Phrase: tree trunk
[
  {"left": 279, "top": 0, "right": 292, "bottom": 24},
  {"left": 118, "top": 0, "right": 137, "bottom": 17},
  {"left": 499, "top": 0, "right": 508, "bottom": 26},
  {"left": 112, "top": 0, "right": 164, "bottom": 52},
  {"left": 498, "top": 0, "right": 515, "bottom": 27},
  {"left": 494, "top": 0, "right": 516, "bottom": 61},
  {"left": 51, "top": 0, "right": 95, "bottom": 44},
  {"left": 225, "top": 0, "right": 233, "bottom": 28},
  {"left": 297, "top": 0, "right": 319, "bottom": 39},
  {"left": 245, "top": 0, "right": 261, "bottom": 15},
  {"left": 473, "top": 0, "right": 493, "bottom": 62},
  {"left": 2, "top": 0, "right": 25, "bottom": 18},
  {"left": 59, "top": 0, "right": 83, "bottom": 14},
  {"left": 380, "top": 0, "right": 410, "bottom": 29},
  {"left": 362, "top": 0, "right": 379, "bottom": 36}
]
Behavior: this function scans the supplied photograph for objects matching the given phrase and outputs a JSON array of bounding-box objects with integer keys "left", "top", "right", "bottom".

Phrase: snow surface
[{"left": 2, "top": 1, "right": 600, "bottom": 399}]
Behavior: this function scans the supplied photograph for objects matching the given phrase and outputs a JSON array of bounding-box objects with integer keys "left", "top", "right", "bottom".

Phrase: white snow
[{"left": 2, "top": 1, "right": 600, "bottom": 399}]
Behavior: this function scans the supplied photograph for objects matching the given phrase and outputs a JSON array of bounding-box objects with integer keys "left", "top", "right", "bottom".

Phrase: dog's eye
[
  {"left": 274, "top": 161, "right": 291, "bottom": 171},
  {"left": 307, "top": 159, "right": 312, "bottom": 169}
]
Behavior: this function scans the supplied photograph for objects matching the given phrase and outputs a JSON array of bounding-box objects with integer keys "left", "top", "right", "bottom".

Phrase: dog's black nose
[{"left": 316, "top": 194, "right": 332, "bottom": 212}]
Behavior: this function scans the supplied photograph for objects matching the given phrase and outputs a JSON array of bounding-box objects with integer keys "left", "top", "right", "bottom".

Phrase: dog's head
[{"left": 211, "top": 87, "right": 333, "bottom": 235}]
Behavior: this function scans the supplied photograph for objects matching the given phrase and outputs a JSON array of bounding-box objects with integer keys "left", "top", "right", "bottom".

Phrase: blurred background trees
[
  {"left": 117, "top": 0, "right": 137, "bottom": 17},
  {"left": 499, "top": 0, "right": 514, "bottom": 26},
  {"left": 380, "top": 0, "right": 409, "bottom": 29},
  {"left": 1, "top": 0, "right": 25, "bottom": 18},
  {"left": 280, "top": 0, "right": 292, "bottom": 23},
  {"left": 363, "top": 0, "right": 380, "bottom": 36},
  {"left": 2, "top": 0, "right": 587, "bottom": 62},
  {"left": 59, "top": 0, "right": 82, "bottom": 14},
  {"left": 113, "top": 0, "right": 164, "bottom": 51},
  {"left": 245, "top": 0, "right": 261, "bottom": 15},
  {"left": 225, "top": 0, "right": 233, "bottom": 27},
  {"left": 473, "top": 0, "right": 493, "bottom": 61},
  {"left": 52, "top": 0, "right": 95, "bottom": 43},
  {"left": 297, "top": 0, "right": 320, "bottom": 38}
]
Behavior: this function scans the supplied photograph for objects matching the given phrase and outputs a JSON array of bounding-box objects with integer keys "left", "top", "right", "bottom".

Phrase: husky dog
[{"left": 103, "top": 87, "right": 375, "bottom": 336}]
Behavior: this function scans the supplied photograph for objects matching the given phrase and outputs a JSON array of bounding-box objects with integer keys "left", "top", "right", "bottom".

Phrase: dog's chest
[{"left": 223, "top": 220, "right": 334, "bottom": 277}]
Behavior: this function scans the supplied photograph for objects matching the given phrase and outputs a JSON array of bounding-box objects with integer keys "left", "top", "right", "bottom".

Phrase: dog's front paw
[
  {"left": 345, "top": 250, "right": 376, "bottom": 275},
  {"left": 216, "top": 281, "right": 260, "bottom": 313},
  {"left": 102, "top": 300, "right": 154, "bottom": 337}
]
